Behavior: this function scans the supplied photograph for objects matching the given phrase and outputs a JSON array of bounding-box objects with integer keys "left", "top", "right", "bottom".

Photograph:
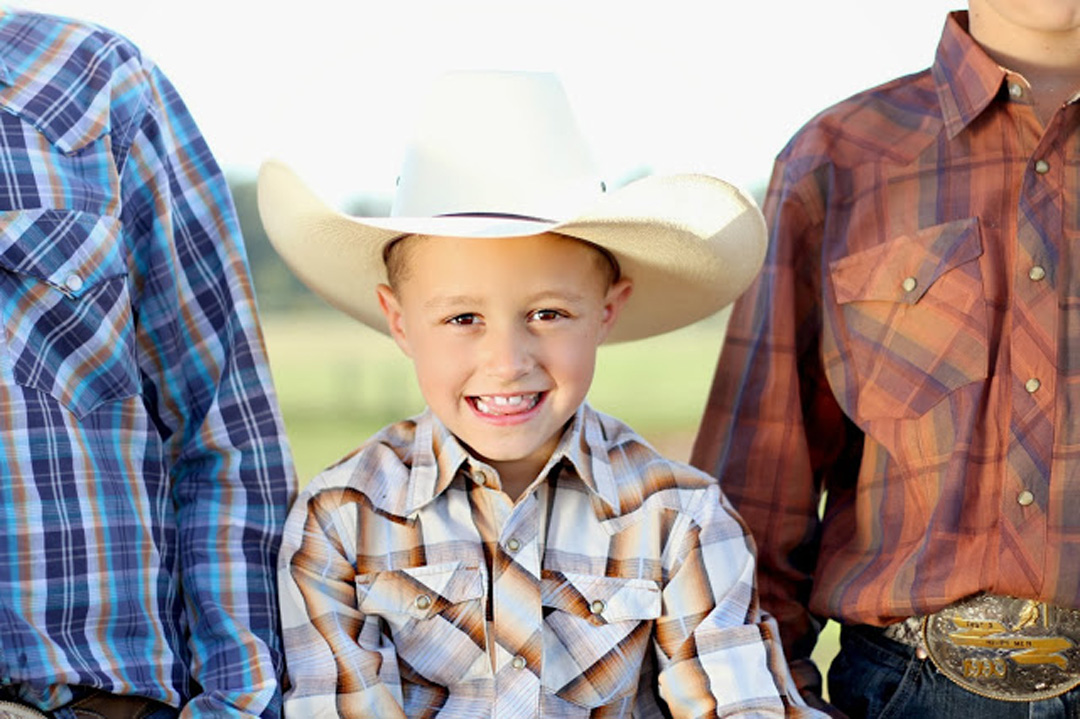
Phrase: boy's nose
[{"left": 481, "top": 326, "right": 535, "bottom": 380}]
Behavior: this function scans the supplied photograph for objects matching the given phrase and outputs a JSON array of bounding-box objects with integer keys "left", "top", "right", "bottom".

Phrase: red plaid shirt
[{"left": 692, "top": 10, "right": 1080, "bottom": 682}]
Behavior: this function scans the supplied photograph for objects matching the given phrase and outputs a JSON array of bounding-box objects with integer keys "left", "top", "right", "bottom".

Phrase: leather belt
[
  {"left": 886, "top": 594, "right": 1080, "bottom": 701},
  {"left": 0, "top": 689, "right": 174, "bottom": 719}
]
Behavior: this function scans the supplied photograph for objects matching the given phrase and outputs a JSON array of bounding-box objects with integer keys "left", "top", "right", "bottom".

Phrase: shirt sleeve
[
  {"left": 279, "top": 487, "right": 407, "bottom": 718},
  {"left": 690, "top": 158, "right": 857, "bottom": 692},
  {"left": 118, "top": 58, "right": 296, "bottom": 718},
  {"left": 654, "top": 485, "right": 824, "bottom": 718}
]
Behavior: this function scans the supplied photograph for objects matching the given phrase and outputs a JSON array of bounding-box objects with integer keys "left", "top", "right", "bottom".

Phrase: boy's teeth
[{"left": 475, "top": 394, "right": 539, "bottom": 414}]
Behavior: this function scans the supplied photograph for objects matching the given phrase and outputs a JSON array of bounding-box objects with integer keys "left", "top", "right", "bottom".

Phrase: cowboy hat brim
[{"left": 256, "top": 159, "right": 766, "bottom": 343}]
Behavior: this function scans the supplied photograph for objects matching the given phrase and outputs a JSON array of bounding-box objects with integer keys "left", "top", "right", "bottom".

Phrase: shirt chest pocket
[
  {"left": 0, "top": 209, "right": 137, "bottom": 418},
  {"left": 829, "top": 218, "right": 989, "bottom": 420},
  {"left": 357, "top": 561, "right": 489, "bottom": 687},
  {"left": 541, "top": 572, "right": 661, "bottom": 708}
]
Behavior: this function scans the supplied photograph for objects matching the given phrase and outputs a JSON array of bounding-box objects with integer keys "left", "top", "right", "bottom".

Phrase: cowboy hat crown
[{"left": 257, "top": 70, "right": 766, "bottom": 342}]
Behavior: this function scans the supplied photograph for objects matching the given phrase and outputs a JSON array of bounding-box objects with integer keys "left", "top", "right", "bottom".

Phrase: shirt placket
[
  {"left": 490, "top": 485, "right": 544, "bottom": 718},
  {"left": 1004, "top": 82, "right": 1061, "bottom": 591}
]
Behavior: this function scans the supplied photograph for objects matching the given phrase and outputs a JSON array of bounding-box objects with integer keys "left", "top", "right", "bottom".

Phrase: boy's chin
[{"left": 455, "top": 421, "right": 573, "bottom": 467}]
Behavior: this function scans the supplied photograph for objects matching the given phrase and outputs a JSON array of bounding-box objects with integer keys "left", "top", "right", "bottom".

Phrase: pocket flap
[
  {"left": 542, "top": 572, "right": 660, "bottom": 625},
  {"left": 831, "top": 218, "right": 981, "bottom": 305},
  {"left": 357, "top": 561, "right": 485, "bottom": 620},
  {"left": 0, "top": 209, "right": 124, "bottom": 296}
]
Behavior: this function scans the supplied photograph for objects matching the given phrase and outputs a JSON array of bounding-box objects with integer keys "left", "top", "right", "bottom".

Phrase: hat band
[{"left": 437, "top": 211, "right": 553, "bottom": 223}]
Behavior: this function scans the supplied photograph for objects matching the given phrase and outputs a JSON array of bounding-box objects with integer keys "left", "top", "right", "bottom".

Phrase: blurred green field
[{"left": 261, "top": 307, "right": 841, "bottom": 691}]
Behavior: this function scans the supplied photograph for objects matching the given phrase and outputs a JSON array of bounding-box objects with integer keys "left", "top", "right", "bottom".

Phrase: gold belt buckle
[
  {"left": 923, "top": 594, "right": 1080, "bottom": 701},
  {"left": 0, "top": 700, "right": 48, "bottom": 719}
]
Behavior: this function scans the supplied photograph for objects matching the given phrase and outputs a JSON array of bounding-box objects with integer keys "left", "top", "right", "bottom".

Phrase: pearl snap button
[
  {"left": 590, "top": 599, "right": 606, "bottom": 615},
  {"left": 1025, "top": 378, "right": 1041, "bottom": 394},
  {"left": 901, "top": 277, "right": 918, "bottom": 293},
  {"left": 1009, "top": 82, "right": 1024, "bottom": 99},
  {"left": 511, "top": 655, "right": 526, "bottom": 670},
  {"left": 65, "top": 274, "right": 84, "bottom": 293},
  {"left": 505, "top": 538, "right": 521, "bottom": 552},
  {"left": 415, "top": 594, "right": 431, "bottom": 610},
  {"left": 1017, "top": 490, "right": 1035, "bottom": 507},
  {"left": 1035, "top": 160, "right": 1050, "bottom": 174},
  {"left": 1029, "top": 266, "right": 1046, "bottom": 282}
]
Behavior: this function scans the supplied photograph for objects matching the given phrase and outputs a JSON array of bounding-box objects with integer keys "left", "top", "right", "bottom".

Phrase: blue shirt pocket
[{"left": 0, "top": 209, "right": 137, "bottom": 418}]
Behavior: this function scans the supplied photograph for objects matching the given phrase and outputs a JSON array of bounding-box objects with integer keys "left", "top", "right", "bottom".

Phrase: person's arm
[
  {"left": 691, "top": 157, "right": 855, "bottom": 705},
  {"left": 119, "top": 57, "right": 295, "bottom": 717},
  {"left": 654, "top": 485, "right": 824, "bottom": 718},
  {"left": 279, "top": 486, "right": 407, "bottom": 718}
]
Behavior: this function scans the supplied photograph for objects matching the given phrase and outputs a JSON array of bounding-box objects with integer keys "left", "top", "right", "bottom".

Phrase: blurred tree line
[
  {"left": 227, "top": 172, "right": 394, "bottom": 314},
  {"left": 228, "top": 170, "right": 766, "bottom": 315}
]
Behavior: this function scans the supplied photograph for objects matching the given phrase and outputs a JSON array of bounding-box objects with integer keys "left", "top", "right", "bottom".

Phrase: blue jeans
[{"left": 827, "top": 624, "right": 1080, "bottom": 719}]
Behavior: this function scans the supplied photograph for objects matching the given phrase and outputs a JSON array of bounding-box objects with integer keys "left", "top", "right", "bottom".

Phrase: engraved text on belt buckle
[
  {"left": 0, "top": 700, "right": 48, "bottom": 719},
  {"left": 923, "top": 594, "right": 1080, "bottom": 701}
]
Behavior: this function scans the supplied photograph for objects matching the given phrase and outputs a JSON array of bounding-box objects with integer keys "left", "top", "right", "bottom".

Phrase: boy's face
[{"left": 377, "top": 232, "right": 632, "bottom": 487}]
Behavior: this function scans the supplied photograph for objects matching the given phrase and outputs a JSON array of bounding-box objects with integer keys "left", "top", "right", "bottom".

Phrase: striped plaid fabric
[
  {"left": 0, "top": 9, "right": 294, "bottom": 717},
  {"left": 691, "top": 9, "right": 1080, "bottom": 689},
  {"left": 280, "top": 404, "right": 820, "bottom": 718}
]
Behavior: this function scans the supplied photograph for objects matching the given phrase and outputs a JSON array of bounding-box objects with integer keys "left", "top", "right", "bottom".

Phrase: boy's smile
[
  {"left": 471, "top": 392, "right": 542, "bottom": 417},
  {"left": 377, "top": 232, "right": 632, "bottom": 498}
]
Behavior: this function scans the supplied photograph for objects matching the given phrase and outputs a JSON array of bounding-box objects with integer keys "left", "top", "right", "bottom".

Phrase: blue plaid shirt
[{"left": 0, "top": 9, "right": 295, "bottom": 718}]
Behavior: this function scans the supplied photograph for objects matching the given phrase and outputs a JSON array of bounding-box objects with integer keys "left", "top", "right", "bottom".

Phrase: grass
[{"left": 260, "top": 307, "right": 841, "bottom": 685}]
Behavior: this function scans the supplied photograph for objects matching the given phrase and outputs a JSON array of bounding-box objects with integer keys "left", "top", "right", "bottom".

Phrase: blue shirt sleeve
[{"left": 118, "top": 56, "right": 296, "bottom": 719}]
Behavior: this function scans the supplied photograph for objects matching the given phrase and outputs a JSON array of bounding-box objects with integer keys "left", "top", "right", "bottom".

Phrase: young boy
[{"left": 262, "top": 71, "right": 820, "bottom": 718}]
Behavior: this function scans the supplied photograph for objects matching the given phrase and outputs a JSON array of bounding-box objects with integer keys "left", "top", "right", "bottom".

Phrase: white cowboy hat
[{"left": 257, "top": 70, "right": 766, "bottom": 343}]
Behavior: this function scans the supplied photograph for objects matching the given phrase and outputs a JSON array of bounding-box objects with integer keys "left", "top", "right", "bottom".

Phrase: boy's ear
[
  {"left": 597, "top": 277, "right": 634, "bottom": 343},
  {"left": 376, "top": 284, "right": 414, "bottom": 357}
]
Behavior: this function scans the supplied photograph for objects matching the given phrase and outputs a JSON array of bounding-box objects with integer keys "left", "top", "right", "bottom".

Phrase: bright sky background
[{"left": 33, "top": 0, "right": 962, "bottom": 208}]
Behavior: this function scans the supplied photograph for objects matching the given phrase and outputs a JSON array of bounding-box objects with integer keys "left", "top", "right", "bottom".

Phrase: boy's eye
[
  {"left": 446, "top": 313, "right": 480, "bottom": 326},
  {"left": 530, "top": 308, "right": 566, "bottom": 322}
]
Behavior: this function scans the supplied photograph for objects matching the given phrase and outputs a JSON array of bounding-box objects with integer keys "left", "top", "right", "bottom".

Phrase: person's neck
[
  {"left": 969, "top": 9, "right": 1080, "bottom": 125},
  {"left": 489, "top": 459, "right": 542, "bottom": 504}
]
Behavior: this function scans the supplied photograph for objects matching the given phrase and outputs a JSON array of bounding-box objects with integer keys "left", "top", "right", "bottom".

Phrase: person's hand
[{"left": 800, "top": 688, "right": 850, "bottom": 719}]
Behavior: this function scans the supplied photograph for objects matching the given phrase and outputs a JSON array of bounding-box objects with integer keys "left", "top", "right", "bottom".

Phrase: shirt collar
[
  {"left": 399, "top": 404, "right": 620, "bottom": 519},
  {"left": 933, "top": 10, "right": 1009, "bottom": 139},
  {"left": 545, "top": 403, "right": 620, "bottom": 515},
  {"left": 0, "top": 10, "right": 112, "bottom": 152},
  {"left": 401, "top": 410, "right": 471, "bottom": 516}
]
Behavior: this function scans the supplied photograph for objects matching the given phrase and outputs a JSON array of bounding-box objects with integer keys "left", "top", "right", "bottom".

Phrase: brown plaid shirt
[
  {"left": 692, "top": 9, "right": 1080, "bottom": 686},
  {"left": 279, "top": 404, "right": 818, "bottom": 717}
]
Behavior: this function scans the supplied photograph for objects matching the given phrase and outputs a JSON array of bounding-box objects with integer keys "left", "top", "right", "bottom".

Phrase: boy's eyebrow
[
  {"left": 423, "top": 294, "right": 484, "bottom": 310},
  {"left": 525, "top": 289, "right": 589, "bottom": 304}
]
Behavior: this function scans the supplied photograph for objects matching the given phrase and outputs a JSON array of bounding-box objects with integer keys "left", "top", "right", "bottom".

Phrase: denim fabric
[{"left": 827, "top": 624, "right": 1080, "bottom": 719}]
